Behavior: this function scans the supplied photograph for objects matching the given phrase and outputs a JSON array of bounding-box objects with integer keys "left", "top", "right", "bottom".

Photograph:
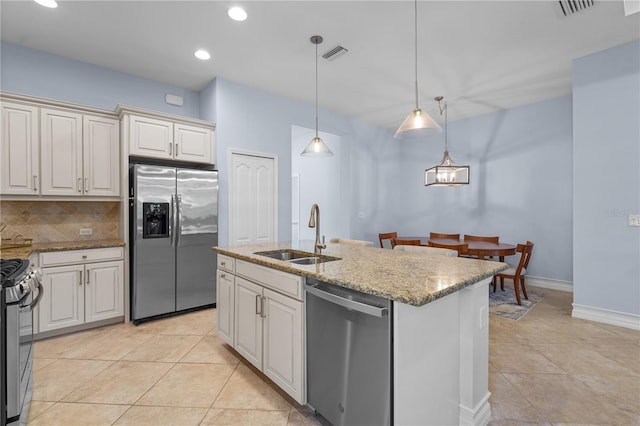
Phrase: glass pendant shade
[
  {"left": 394, "top": 108, "right": 442, "bottom": 139},
  {"left": 425, "top": 150, "right": 470, "bottom": 186},
  {"left": 301, "top": 136, "right": 333, "bottom": 157}
]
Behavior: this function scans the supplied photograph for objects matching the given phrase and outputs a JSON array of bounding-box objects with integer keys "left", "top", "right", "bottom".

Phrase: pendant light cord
[
  {"left": 444, "top": 101, "right": 448, "bottom": 151},
  {"left": 414, "top": 0, "right": 419, "bottom": 110},
  {"left": 315, "top": 41, "right": 319, "bottom": 139}
]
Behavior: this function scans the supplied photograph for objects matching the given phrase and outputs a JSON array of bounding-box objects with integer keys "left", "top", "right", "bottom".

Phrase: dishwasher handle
[{"left": 305, "top": 282, "right": 388, "bottom": 318}]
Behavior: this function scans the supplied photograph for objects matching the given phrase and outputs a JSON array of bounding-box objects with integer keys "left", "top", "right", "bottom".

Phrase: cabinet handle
[
  {"left": 82, "top": 255, "right": 87, "bottom": 259},
  {"left": 86, "top": 269, "right": 90, "bottom": 285},
  {"left": 220, "top": 273, "right": 226, "bottom": 279},
  {"left": 79, "top": 270, "right": 83, "bottom": 285},
  {"left": 33, "top": 175, "right": 38, "bottom": 191},
  {"left": 169, "top": 142, "right": 173, "bottom": 155},
  {"left": 256, "top": 294, "right": 262, "bottom": 315},
  {"left": 220, "top": 261, "right": 226, "bottom": 266},
  {"left": 77, "top": 178, "right": 82, "bottom": 193},
  {"left": 261, "top": 296, "right": 266, "bottom": 318},
  {"left": 174, "top": 143, "right": 178, "bottom": 156},
  {"left": 84, "top": 178, "right": 89, "bottom": 192}
]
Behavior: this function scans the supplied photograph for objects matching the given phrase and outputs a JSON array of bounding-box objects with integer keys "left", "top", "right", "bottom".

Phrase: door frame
[{"left": 228, "top": 149, "right": 279, "bottom": 245}]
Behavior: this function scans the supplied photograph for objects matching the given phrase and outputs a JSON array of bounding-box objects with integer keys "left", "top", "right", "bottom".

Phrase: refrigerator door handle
[
  {"left": 176, "top": 194, "right": 182, "bottom": 247},
  {"left": 171, "top": 194, "right": 176, "bottom": 247}
]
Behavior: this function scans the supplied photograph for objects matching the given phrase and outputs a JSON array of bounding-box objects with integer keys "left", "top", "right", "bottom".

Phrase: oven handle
[{"left": 20, "top": 280, "right": 44, "bottom": 312}]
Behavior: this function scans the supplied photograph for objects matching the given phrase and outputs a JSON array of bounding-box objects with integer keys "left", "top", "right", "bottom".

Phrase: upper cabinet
[
  {"left": 1, "top": 102, "right": 39, "bottom": 195},
  {"left": 123, "top": 110, "right": 215, "bottom": 165},
  {"left": 1, "top": 96, "right": 120, "bottom": 198}
]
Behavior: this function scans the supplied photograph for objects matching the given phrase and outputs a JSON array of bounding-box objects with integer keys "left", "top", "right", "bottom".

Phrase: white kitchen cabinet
[
  {"left": 221, "top": 258, "right": 305, "bottom": 404},
  {"left": 127, "top": 113, "right": 214, "bottom": 164},
  {"left": 0, "top": 101, "right": 40, "bottom": 195},
  {"left": 38, "top": 248, "right": 124, "bottom": 334},
  {"left": 41, "top": 108, "right": 120, "bottom": 197},
  {"left": 216, "top": 268, "right": 235, "bottom": 346}
]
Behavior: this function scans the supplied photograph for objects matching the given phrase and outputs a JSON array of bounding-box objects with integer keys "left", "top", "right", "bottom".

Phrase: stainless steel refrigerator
[{"left": 130, "top": 163, "right": 218, "bottom": 323}]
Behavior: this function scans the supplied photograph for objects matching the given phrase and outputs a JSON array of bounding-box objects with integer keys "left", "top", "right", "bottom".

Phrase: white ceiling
[{"left": 1, "top": 1, "right": 638, "bottom": 129}]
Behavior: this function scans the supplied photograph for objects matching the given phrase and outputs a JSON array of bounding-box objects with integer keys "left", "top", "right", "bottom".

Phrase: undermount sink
[{"left": 254, "top": 249, "right": 341, "bottom": 265}]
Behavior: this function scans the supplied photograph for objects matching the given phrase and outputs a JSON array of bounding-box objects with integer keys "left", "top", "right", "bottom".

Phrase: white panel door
[
  {"left": 40, "top": 108, "right": 83, "bottom": 196},
  {"left": 83, "top": 115, "right": 120, "bottom": 196},
  {"left": 174, "top": 123, "right": 213, "bottom": 164},
  {"left": 234, "top": 277, "right": 263, "bottom": 370},
  {"left": 229, "top": 152, "right": 277, "bottom": 246},
  {"left": 1, "top": 102, "right": 40, "bottom": 195},
  {"left": 216, "top": 269, "right": 235, "bottom": 346},
  {"left": 128, "top": 114, "right": 173, "bottom": 160},
  {"left": 39, "top": 265, "right": 85, "bottom": 332},
  {"left": 263, "top": 288, "right": 304, "bottom": 404},
  {"left": 85, "top": 261, "right": 123, "bottom": 323}
]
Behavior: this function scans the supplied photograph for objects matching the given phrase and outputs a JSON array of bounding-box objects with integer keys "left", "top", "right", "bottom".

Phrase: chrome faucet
[{"left": 308, "top": 203, "right": 326, "bottom": 254}]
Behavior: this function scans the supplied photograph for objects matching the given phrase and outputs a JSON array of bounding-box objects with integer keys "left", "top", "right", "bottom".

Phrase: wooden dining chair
[
  {"left": 379, "top": 232, "right": 398, "bottom": 249},
  {"left": 463, "top": 235, "right": 500, "bottom": 259},
  {"left": 391, "top": 238, "right": 421, "bottom": 248},
  {"left": 492, "top": 241, "right": 534, "bottom": 306},
  {"left": 329, "top": 238, "right": 374, "bottom": 247},
  {"left": 427, "top": 241, "right": 468, "bottom": 257},
  {"left": 429, "top": 232, "right": 460, "bottom": 240}
]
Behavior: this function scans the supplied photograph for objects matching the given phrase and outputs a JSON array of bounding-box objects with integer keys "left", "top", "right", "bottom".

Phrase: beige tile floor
[{"left": 27, "top": 288, "right": 639, "bottom": 425}]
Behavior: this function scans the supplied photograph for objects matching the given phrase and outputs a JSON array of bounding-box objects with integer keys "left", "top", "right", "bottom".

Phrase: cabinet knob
[
  {"left": 82, "top": 255, "right": 87, "bottom": 259},
  {"left": 221, "top": 261, "right": 226, "bottom": 266},
  {"left": 220, "top": 273, "right": 226, "bottom": 279}
]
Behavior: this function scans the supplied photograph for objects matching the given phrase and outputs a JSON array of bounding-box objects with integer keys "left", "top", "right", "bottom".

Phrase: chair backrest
[
  {"left": 330, "top": 238, "right": 374, "bottom": 247},
  {"left": 391, "top": 238, "right": 421, "bottom": 248},
  {"left": 463, "top": 234, "right": 499, "bottom": 244},
  {"left": 514, "top": 241, "right": 534, "bottom": 274},
  {"left": 429, "top": 232, "right": 460, "bottom": 240},
  {"left": 393, "top": 245, "right": 457, "bottom": 257},
  {"left": 428, "top": 241, "right": 468, "bottom": 256},
  {"left": 379, "top": 232, "right": 398, "bottom": 249}
]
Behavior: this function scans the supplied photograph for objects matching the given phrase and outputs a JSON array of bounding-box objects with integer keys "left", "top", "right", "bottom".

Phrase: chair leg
[
  {"left": 513, "top": 279, "right": 522, "bottom": 306},
  {"left": 492, "top": 276, "right": 497, "bottom": 292},
  {"left": 500, "top": 276, "right": 505, "bottom": 291},
  {"left": 521, "top": 276, "right": 528, "bottom": 300}
]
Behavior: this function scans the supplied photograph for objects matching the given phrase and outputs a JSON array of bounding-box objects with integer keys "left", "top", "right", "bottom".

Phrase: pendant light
[
  {"left": 301, "top": 35, "right": 334, "bottom": 157},
  {"left": 394, "top": 0, "right": 441, "bottom": 139},
  {"left": 425, "top": 96, "right": 470, "bottom": 186}
]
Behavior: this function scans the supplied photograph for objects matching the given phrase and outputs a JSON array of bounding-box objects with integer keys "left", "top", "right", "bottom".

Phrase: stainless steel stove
[{"left": 1, "top": 259, "right": 43, "bottom": 426}]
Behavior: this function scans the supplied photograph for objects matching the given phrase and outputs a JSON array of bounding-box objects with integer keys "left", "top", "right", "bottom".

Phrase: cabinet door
[
  {"left": 40, "top": 108, "right": 83, "bottom": 196},
  {"left": 263, "top": 288, "right": 304, "bottom": 404},
  {"left": 39, "top": 265, "right": 85, "bottom": 332},
  {"left": 174, "top": 123, "right": 212, "bottom": 164},
  {"left": 216, "top": 270, "right": 235, "bottom": 346},
  {"left": 1, "top": 102, "right": 40, "bottom": 194},
  {"left": 234, "top": 277, "right": 263, "bottom": 370},
  {"left": 128, "top": 115, "right": 173, "bottom": 160},
  {"left": 83, "top": 115, "right": 120, "bottom": 196},
  {"left": 85, "top": 261, "right": 123, "bottom": 323}
]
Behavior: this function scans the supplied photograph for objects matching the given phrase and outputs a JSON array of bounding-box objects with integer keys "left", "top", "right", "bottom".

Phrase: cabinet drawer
[
  {"left": 217, "top": 254, "right": 235, "bottom": 273},
  {"left": 40, "top": 247, "right": 124, "bottom": 267},
  {"left": 236, "top": 259, "right": 303, "bottom": 301}
]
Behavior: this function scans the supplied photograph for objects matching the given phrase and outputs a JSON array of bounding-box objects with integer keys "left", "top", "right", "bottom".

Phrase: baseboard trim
[
  {"left": 572, "top": 304, "right": 640, "bottom": 331},
  {"left": 459, "top": 392, "right": 491, "bottom": 426},
  {"left": 526, "top": 276, "right": 573, "bottom": 293}
]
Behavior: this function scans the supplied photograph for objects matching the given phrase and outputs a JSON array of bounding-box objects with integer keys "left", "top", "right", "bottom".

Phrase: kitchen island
[{"left": 214, "top": 241, "right": 507, "bottom": 426}]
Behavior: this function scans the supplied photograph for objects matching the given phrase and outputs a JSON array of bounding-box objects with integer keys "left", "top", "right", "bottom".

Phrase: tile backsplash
[{"left": 0, "top": 201, "right": 120, "bottom": 243}]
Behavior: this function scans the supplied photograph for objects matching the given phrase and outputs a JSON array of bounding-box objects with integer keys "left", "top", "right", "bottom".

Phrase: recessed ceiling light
[
  {"left": 34, "top": 0, "right": 58, "bottom": 8},
  {"left": 228, "top": 6, "right": 247, "bottom": 21},
  {"left": 194, "top": 49, "right": 211, "bottom": 61}
]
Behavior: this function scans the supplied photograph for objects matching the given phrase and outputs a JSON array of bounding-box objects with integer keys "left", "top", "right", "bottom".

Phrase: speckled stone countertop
[
  {"left": 214, "top": 241, "right": 508, "bottom": 307},
  {"left": 0, "top": 239, "right": 125, "bottom": 260}
]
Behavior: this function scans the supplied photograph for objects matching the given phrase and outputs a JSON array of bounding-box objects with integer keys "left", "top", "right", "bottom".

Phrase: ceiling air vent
[
  {"left": 558, "top": 0, "right": 595, "bottom": 16},
  {"left": 322, "top": 45, "right": 348, "bottom": 61}
]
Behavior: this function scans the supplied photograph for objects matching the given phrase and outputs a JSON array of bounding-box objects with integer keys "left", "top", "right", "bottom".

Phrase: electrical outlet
[
  {"left": 79, "top": 228, "right": 93, "bottom": 236},
  {"left": 629, "top": 215, "right": 640, "bottom": 227}
]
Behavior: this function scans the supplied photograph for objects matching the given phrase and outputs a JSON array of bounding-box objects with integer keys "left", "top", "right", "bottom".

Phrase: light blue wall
[
  {"left": 201, "top": 78, "right": 398, "bottom": 246},
  {"left": 390, "top": 96, "right": 574, "bottom": 282},
  {"left": 1, "top": 42, "right": 201, "bottom": 118},
  {"left": 573, "top": 40, "right": 640, "bottom": 316}
]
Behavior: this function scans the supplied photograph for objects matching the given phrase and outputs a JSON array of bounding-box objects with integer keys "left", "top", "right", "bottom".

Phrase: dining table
[{"left": 401, "top": 236, "right": 517, "bottom": 261}]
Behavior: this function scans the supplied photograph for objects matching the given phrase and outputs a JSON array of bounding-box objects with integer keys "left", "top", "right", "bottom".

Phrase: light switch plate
[
  {"left": 79, "top": 228, "right": 93, "bottom": 235},
  {"left": 629, "top": 215, "right": 640, "bottom": 227}
]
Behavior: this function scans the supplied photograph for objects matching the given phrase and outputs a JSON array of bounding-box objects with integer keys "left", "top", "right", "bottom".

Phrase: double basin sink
[{"left": 254, "top": 249, "right": 341, "bottom": 265}]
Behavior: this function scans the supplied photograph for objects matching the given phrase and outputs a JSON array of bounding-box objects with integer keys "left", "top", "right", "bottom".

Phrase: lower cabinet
[
  {"left": 38, "top": 248, "right": 124, "bottom": 334},
  {"left": 216, "top": 256, "right": 305, "bottom": 404}
]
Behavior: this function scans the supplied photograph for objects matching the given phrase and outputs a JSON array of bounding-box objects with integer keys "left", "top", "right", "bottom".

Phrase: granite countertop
[
  {"left": 0, "top": 239, "right": 125, "bottom": 260},
  {"left": 214, "top": 241, "right": 508, "bottom": 307}
]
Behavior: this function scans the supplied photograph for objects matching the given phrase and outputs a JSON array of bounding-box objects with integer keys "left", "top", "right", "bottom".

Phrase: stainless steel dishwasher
[{"left": 305, "top": 278, "right": 392, "bottom": 426}]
